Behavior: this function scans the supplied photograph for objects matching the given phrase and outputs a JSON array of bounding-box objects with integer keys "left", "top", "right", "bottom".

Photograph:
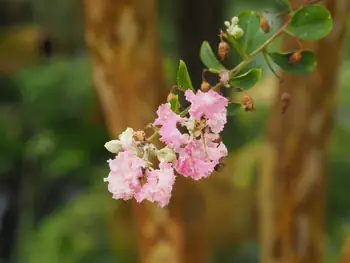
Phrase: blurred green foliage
[{"left": 0, "top": 0, "right": 349, "bottom": 263}]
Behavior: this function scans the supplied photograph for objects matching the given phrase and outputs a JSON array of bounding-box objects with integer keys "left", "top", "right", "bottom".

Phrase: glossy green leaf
[
  {"left": 227, "top": 102, "right": 242, "bottom": 116},
  {"left": 199, "top": 41, "right": 226, "bottom": 73},
  {"left": 286, "top": 5, "right": 333, "bottom": 40},
  {"left": 229, "top": 68, "right": 262, "bottom": 90},
  {"left": 222, "top": 33, "right": 245, "bottom": 58},
  {"left": 268, "top": 51, "right": 317, "bottom": 75},
  {"left": 169, "top": 95, "right": 180, "bottom": 113},
  {"left": 177, "top": 60, "right": 194, "bottom": 91},
  {"left": 236, "top": 11, "right": 261, "bottom": 53}
]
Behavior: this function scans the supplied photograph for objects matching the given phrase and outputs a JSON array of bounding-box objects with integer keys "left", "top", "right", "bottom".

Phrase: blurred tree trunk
[
  {"left": 83, "top": 1, "right": 186, "bottom": 263},
  {"left": 339, "top": 236, "right": 350, "bottom": 263},
  {"left": 259, "top": 1, "right": 347, "bottom": 263}
]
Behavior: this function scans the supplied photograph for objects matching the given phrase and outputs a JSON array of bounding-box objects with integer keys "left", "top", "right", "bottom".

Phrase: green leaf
[
  {"left": 199, "top": 41, "right": 226, "bottom": 73},
  {"left": 236, "top": 11, "right": 261, "bottom": 53},
  {"left": 286, "top": 5, "right": 333, "bottom": 40},
  {"left": 222, "top": 33, "right": 245, "bottom": 58},
  {"left": 227, "top": 102, "right": 242, "bottom": 116},
  {"left": 229, "top": 68, "right": 262, "bottom": 90},
  {"left": 268, "top": 51, "right": 317, "bottom": 75},
  {"left": 169, "top": 95, "right": 180, "bottom": 113},
  {"left": 177, "top": 60, "right": 194, "bottom": 91},
  {"left": 278, "top": 0, "right": 292, "bottom": 10}
]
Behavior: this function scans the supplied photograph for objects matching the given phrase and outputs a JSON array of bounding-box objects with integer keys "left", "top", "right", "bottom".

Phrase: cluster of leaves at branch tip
[{"left": 102, "top": 1, "right": 334, "bottom": 208}]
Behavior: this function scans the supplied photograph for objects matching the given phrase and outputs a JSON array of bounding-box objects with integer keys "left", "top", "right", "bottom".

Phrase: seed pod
[
  {"left": 242, "top": 94, "right": 254, "bottom": 111},
  {"left": 289, "top": 50, "right": 302, "bottom": 64},
  {"left": 200, "top": 81, "right": 211, "bottom": 92},
  {"left": 260, "top": 15, "right": 270, "bottom": 34},
  {"left": 218, "top": 40, "right": 230, "bottom": 61},
  {"left": 281, "top": 92, "right": 291, "bottom": 114}
]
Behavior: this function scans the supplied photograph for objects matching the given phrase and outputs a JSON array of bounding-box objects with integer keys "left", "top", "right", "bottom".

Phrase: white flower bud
[
  {"left": 118, "top": 127, "right": 134, "bottom": 147},
  {"left": 233, "top": 27, "right": 244, "bottom": 39},
  {"left": 231, "top": 16, "right": 239, "bottom": 26},
  {"left": 104, "top": 140, "right": 123, "bottom": 154},
  {"left": 157, "top": 147, "right": 176, "bottom": 163},
  {"left": 224, "top": 21, "right": 231, "bottom": 28}
]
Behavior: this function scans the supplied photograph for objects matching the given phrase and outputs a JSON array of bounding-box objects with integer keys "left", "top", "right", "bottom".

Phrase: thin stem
[
  {"left": 201, "top": 130, "right": 210, "bottom": 160},
  {"left": 146, "top": 127, "right": 159, "bottom": 142},
  {"left": 202, "top": 69, "right": 208, "bottom": 82},
  {"left": 229, "top": 19, "right": 291, "bottom": 76},
  {"left": 262, "top": 50, "right": 283, "bottom": 82}
]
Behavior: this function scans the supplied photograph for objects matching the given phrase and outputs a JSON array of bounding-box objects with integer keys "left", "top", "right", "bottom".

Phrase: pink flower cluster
[{"left": 104, "top": 89, "right": 229, "bottom": 207}]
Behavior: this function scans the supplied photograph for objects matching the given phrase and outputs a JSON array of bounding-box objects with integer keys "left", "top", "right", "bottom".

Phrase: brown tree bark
[
  {"left": 83, "top": 1, "right": 184, "bottom": 263},
  {"left": 339, "top": 236, "right": 350, "bottom": 263},
  {"left": 258, "top": 1, "right": 348, "bottom": 263}
]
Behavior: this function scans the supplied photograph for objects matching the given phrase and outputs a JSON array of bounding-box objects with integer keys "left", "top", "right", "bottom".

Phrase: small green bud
[{"left": 104, "top": 140, "right": 123, "bottom": 154}]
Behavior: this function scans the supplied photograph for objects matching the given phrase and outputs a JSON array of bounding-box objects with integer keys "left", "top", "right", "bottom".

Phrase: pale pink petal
[
  {"left": 185, "top": 90, "right": 228, "bottom": 132},
  {"left": 104, "top": 151, "right": 145, "bottom": 201},
  {"left": 135, "top": 162, "right": 175, "bottom": 207}
]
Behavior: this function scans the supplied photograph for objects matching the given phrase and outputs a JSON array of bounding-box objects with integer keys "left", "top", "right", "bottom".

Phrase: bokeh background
[{"left": 0, "top": 0, "right": 349, "bottom": 262}]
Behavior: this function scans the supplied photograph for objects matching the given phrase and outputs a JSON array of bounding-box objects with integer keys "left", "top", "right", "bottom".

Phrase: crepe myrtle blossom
[
  {"left": 134, "top": 162, "right": 176, "bottom": 207},
  {"left": 103, "top": 90, "right": 230, "bottom": 207},
  {"left": 104, "top": 81, "right": 230, "bottom": 207},
  {"left": 154, "top": 103, "right": 189, "bottom": 150},
  {"left": 104, "top": 151, "right": 145, "bottom": 201},
  {"left": 185, "top": 89, "right": 228, "bottom": 133},
  {"left": 174, "top": 133, "right": 228, "bottom": 180}
]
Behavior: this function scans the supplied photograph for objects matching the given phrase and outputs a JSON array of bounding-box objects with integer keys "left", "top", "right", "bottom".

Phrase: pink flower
[
  {"left": 174, "top": 134, "right": 228, "bottom": 180},
  {"left": 206, "top": 112, "right": 227, "bottom": 134},
  {"left": 135, "top": 162, "right": 176, "bottom": 207},
  {"left": 153, "top": 103, "right": 188, "bottom": 149},
  {"left": 204, "top": 133, "right": 228, "bottom": 161},
  {"left": 174, "top": 140, "right": 215, "bottom": 180},
  {"left": 154, "top": 103, "right": 182, "bottom": 127},
  {"left": 185, "top": 90, "right": 228, "bottom": 133},
  {"left": 104, "top": 151, "right": 145, "bottom": 200}
]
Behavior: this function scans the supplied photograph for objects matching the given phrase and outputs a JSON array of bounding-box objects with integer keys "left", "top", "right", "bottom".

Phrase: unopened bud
[
  {"left": 260, "top": 15, "right": 270, "bottom": 34},
  {"left": 289, "top": 51, "right": 302, "bottom": 64},
  {"left": 219, "top": 71, "right": 230, "bottom": 84},
  {"left": 281, "top": 92, "right": 291, "bottom": 114},
  {"left": 242, "top": 94, "right": 254, "bottom": 111},
  {"left": 133, "top": 130, "right": 146, "bottom": 142},
  {"left": 157, "top": 147, "right": 176, "bottom": 163},
  {"left": 200, "top": 81, "right": 211, "bottom": 92},
  {"left": 232, "top": 27, "right": 244, "bottom": 39},
  {"left": 218, "top": 41, "right": 230, "bottom": 61},
  {"left": 231, "top": 16, "right": 239, "bottom": 26},
  {"left": 104, "top": 140, "right": 123, "bottom": 154},
  {"left": 167, "top": 92, "right": 176, "bottom": 102}
]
